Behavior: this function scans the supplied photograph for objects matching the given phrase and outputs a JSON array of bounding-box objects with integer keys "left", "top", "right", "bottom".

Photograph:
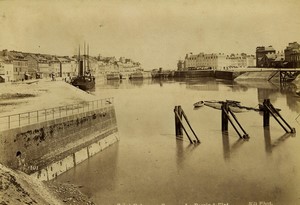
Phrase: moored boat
[
  {"left": 71, "top": 43, "right": 95, "bottom": 91},
  {"left": 106, "top": 72, "right": 121, "bottom": 80},
  {"left": 193, "top": 101, "right": 205, "bottom": 108},
  {"left": 71, "top": 75, "right": 95, "bottom": 90},
  {"left": 129, "top": 71, "right": 144, "bottom": 79},
  {"left": 203, "top": 100, "right": 247, "bottom": 113}
]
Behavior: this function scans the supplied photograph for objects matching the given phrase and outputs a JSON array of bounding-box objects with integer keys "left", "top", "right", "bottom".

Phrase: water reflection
[
  {"left": 106, "top": 79, "right": 121, "bottom": 88},
  {"left": 222, "top": 131, "right": 246, "bottom": 161},
  {"left": 100, "top": 77, "right": 300, "bottom": 115},
  {"left": 186, "top": 78, "right": 219, "bottom": 91},
  {"left": 263, "top": 127, "right": 295, "bottom": 154},
  {"left": 57, "top": 78, "right": 300, "bottom": 204},
  {"left": 56, "top": 143, "right": 119, "bottom": 198},
  {"left": 175, "top": 138, "right": 199, "bottom": 170}
]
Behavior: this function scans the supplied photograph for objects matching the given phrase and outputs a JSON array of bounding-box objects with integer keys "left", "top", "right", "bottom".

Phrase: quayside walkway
[{"left": 0, "top": 98, "right": 114, "bottom": 131}]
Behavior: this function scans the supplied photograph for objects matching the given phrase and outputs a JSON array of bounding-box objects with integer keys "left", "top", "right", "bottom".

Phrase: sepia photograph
[{"left": 0, "top": 0, "right": 300, "bottom": 204}]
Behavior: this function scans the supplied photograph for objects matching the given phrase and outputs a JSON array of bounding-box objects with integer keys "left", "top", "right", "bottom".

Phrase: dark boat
[
  {"left": 71, "top": 75, "right": 95, "bottom": 90},
  {"left": 71, "top": 43, "right": 95, "bottom": 91}
]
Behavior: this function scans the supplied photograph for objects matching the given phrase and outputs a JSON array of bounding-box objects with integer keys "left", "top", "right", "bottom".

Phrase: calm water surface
[{"left": 56, "top": 78, "right": 300, "bottom": 205}]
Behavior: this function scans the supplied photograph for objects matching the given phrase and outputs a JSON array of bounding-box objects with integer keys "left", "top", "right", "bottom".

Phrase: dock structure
[
  {"left": 0, "top": 98, "right": 119, "bottom": 181},
  {"left": 174, "top": 106, "right": 200, "bottom": 144},
  {"left": 263, "top": 99, "right": 296, "bottom": 133},
  {"left": 267, "top": 68, "right": 300, "bottom": 82},
  {"left": 221, "top": 102, "right": 249, "bottom": 139}
]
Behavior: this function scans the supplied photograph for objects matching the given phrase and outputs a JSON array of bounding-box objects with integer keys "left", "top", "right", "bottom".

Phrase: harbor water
[{"left": 56, "top": 78, "right": 300, "bottom": 205}]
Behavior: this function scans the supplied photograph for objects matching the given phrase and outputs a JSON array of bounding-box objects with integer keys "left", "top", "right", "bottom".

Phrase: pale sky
[{"left": 0, "top": 0, "right": 300, "bottom": 70}]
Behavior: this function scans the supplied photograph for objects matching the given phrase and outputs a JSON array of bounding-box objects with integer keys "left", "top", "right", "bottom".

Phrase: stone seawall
[{"left": 0, "top": 105, "right": 119, "bottom": 181}]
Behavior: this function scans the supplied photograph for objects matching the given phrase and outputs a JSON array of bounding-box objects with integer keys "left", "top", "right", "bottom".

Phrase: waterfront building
[
  {"left": 49, "top": 57, "right": 60, "bottom": 78},
  {"left": 24, "top": 54, "right": 39, "bottom": 78},
  {"left": 246, "top": 55, "right": 256, "bottom": 67},
  {"left": 0, "top": 56, "right": 14, "bottom": 82},
  {"left": 25, "top": 53, "right": 57, "bottom": 78},
  {"left": 184, "top": 52, "right": 198, "bottom": 69},
  {"left": 284, "top": 42, "right": 300, "bottom": 68},
  {"left": 56, "top": 56, "right": 74, "bottom": 77},
  {"left": 25, "top": 53, "right": 58, "bottom": 78},
  {"left": 266, "top": 51, "right": 285, "bottom": 68},
  {"left": 182, "top": 52, "right": 255, "bottom": 70},
  {"left": 225, "top": 53, "right": 256, "bottom": 68},
  {"left": 0, "top": 49, "right": 142, "bottom": 80},
  {"left": 256, "top": 46, "right": 276, "bottom": 67},
  {"left": 0, "top": 50, "right": 29, "bottom": 81},
  {"left": 177, "top": 60, "right": 185, "bottom": 70}
]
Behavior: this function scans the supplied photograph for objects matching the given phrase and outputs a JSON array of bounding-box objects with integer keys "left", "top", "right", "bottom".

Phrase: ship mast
[
  {"left": 78, "top": 45, "right": 81, "bottom": 76},
  {"left": 87, "top": 43, "right": 90, "bottom": 72},
  {"left": 84, "top": 42, "right": 86, "bottom": 74}
]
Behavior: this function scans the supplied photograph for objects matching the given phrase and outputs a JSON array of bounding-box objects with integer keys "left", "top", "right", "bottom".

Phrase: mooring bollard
[
  {"left": 263, "top": 99, "right": 270, "bottom": 127},
  {"left": 221, "top": 102, "right": 229, "bottom": 131}
]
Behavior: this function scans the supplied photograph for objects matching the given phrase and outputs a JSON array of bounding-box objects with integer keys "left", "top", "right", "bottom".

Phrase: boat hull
[
  {"left": 106, "top": 73, "right": 120, "bottom": 80},
  {"left": 71, "top": 76, "right": 95, "bottom": 91},
  {"left": 193, "top": 101, "right": 204, "bottom": 108},
  {"left": 204, "top": 101, "right": 246, "bottom": 113}
]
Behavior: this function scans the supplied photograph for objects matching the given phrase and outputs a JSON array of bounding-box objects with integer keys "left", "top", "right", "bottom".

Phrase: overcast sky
[{"left": 0, "top": 0, "right": 300, "bottom": 70}]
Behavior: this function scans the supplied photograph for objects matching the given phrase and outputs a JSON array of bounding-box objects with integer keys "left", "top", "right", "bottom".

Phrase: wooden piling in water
[
  {"left": 263, "top": 99, "right": 296, "bottom": 133},
  {"left": 182, "top": 109, "right": 200, "bottom": 143},
  {"left": 174, "top": 108, "right": 193, "bottom": 143},
  {"left": 174, "top": 106, "right": 200, "bottom": 144},
  {"left": 221, "top": 102, "right": 228, "bottom": 131},
  {"left": 263, "top": 99, "right": 270, "bottom": 127},
  {"left": 269, "top": 103, "right": 295, "bottom": 133},
  {"left": 174, "top": 106, "right": 183, "bottom": 137},
  {"left": 228, "top": 109, "right": 249, "bottom": 139}
]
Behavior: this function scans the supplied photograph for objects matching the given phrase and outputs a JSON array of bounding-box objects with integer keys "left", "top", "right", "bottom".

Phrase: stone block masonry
[{"left": 0, "top": 105, "right": 119, "bottom": 181}]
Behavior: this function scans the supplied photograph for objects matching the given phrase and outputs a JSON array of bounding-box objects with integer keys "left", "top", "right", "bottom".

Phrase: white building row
[{"left": 179, "top": 52, "right": 256, "bottom": 70}]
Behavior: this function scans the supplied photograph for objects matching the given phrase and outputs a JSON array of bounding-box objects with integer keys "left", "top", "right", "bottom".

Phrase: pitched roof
[{"left": 265, "top": 46, "right": 275, "bottom": 51}]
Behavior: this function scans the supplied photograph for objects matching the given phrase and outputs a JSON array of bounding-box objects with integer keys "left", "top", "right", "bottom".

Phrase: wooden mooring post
[
  {"left": 174, "top": 106, "right": 200, "bottom": 144},
  {"left": 174, "top": 106, "right": 183, "bottom": 137},
  {"left": 263, "top": 99, "right": 270, "bottom": 127},
  {"left": 221, "top": 102, "right": 249, "bottom": 139},
  {"left": 263, "top": 98, "right": 296, "bottom": 133},
  {"left": 221, "top": 102, "right": 229, "bottom": 131}
]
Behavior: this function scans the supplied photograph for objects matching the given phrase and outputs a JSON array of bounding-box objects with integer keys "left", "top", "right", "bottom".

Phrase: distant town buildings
[
  {"left": 0, "top": 49, "right": 141, "bottom": 82},
  {"left": 179, "top": 41, "right": 300, "bottom": 71},
  {"left": 256, "top": 46, "right": 276, "bottom": 68},
  {"left": 284, "top": 42, "right": 300, "bottom": 68},
  {"left": 0, "top": 50, "right": 28, "bottom": 81},
  {"left": 255, "top": 46, "right": 285, "bottom": 68},
  {"left": 180, "top": 52, "right": 255, "bottom": 70},
  {"left": 256, "top": 42, "right": 300, "bottom": 68}
]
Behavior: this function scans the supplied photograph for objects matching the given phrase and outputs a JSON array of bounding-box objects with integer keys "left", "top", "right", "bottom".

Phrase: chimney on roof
[{"left": 3, "top": 49, "right": 8, "bottom": 56}]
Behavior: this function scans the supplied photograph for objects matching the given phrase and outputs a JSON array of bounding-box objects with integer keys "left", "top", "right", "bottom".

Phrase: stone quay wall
[{"left": 0, "top": 105, "right": 119, "bottom": 181}]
